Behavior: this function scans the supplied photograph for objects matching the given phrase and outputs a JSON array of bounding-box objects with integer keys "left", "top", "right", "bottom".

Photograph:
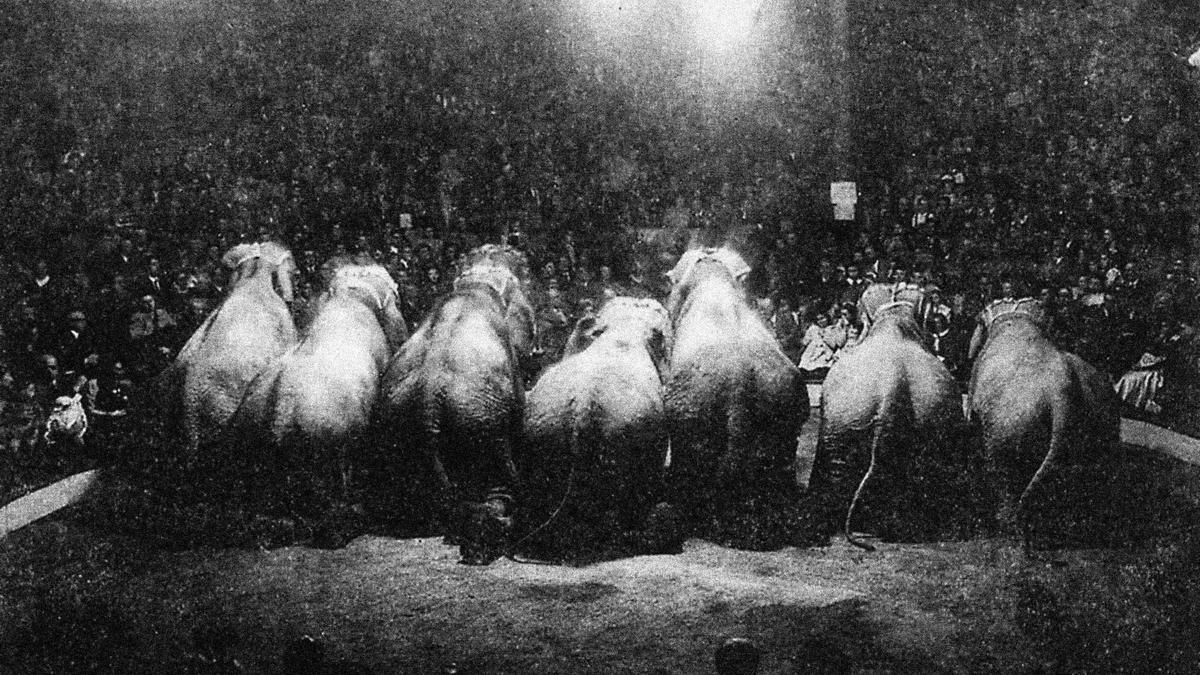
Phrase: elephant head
[
  {"left": 664, "top": 246, "right": 751, "bottom": 324},
  {"left": 222, "top": 241, "right": 296, "bottom": 303},
  {"left": 327, "top": 259, "right": 409, "bottom": 350},
  {"left": 967, "top": 297, "right": 1048, "bottom": 361}
]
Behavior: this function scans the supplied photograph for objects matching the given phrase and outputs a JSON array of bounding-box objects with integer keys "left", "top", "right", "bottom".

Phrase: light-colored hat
[{"left": 1135, "top": 352, "right": 1166, "bottom": 369}]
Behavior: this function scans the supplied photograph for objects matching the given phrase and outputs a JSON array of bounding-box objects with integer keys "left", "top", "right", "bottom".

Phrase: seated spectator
[
  {"left": 1116, "top": 352, "right": 1166, "bottom": 415},
  {"left": 925, "top": 285, "right": 953, "bottom": 323},
  {"left": 177, "top": 296, "right": 212, "bottom": 340},
  {"left": 772, "top": 297, "right": 804, "bottom": 364},
  {"left": 128, "top": 295, "right": 178, "bottom": 379},
  {"left": 838, "top": 265, "right": 868, "bottom": 306},
  {"left": 1, "top": 373, "right": 43, "bottom": 461},
  {"left": 842, "top": 321, "right": 865, "bottom": 353},
  {"left": 56, "top": 310, "right": 101, "bottom": 379},
  {"left": 596, "top": 264, "right": 625, "bottom": 301},
  {"left": 24, "top": 259, "right": 56, "bottom": 314},
  {"left": 5, "top": 300, "right": 48, "bottom": 374},
  {"left": 58, "top": 269, "right": 96, "bottom": 313},
  {"left": 32, "top": 353, "right": 69, "bottom": 403},
  {"left": 415, "top": 266, "right": 447, "bottom": 317},
  {"left": 831, "top": 303, "right": 857, "bottom": 346},
  {"left": 572, "top": 297, "right": 597, "bottom": 326},
  {"left": 90, "top": 359, "right": 133, "bottom": 420},
  {"left": 625, "top": 258, "right": 657, "bottom": 298},
  {"left": 928, "top": 313, "right": 968, "bottom": 381},
  {"left": 798, "top": 311, "right": 838, "bottom": 379}
]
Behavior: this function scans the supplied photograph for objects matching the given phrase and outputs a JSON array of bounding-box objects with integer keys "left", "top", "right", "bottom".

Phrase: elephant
[
  {"left": 659, "top": 246, "right": 809, "bottom": 550},
  {"left": 378, "top": 244, "right": 536, "bottom": 564},
  {"left": 967, "top": 297, "right": 1121, "bottom": 551},
  {"left": 519, "top": 296, "right": 671, "bottom": 558},
  {"left": 231, "top": 257, "right": 407, "bottom": 528},
  {"left": 810, "top": 283, "right": 967, "bottom": 551},
  {"left": 164, "top": 241, "right": 298, "bottom": 456}
]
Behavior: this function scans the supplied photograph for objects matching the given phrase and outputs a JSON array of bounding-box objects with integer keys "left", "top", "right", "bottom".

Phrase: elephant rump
[{"left": 663, "top": 353, "right": 807, "bottom": 551}]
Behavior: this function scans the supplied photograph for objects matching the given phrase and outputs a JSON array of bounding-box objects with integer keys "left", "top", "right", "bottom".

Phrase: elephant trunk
[{"left": 275, "top": 258, "right": 295, "bottom": 303}]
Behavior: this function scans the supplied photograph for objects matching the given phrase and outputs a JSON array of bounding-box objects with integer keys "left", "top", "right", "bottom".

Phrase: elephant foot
[
  {"left": 637, "top": 502, "right": 687, "bottom": 555},
  {"left": 458, "top": 497, "right": 515, "bottom": 566},
  {"left": 245, "top": 513, "right": 303, "bottom": 550},
  {"left": 310, "top": 503, "right": 366, "bottom": 550}
]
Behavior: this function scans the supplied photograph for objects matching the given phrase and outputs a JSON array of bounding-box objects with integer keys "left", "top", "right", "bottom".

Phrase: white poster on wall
[
  {"left": 830, "top": 181, "right": 857, "bottom": 204},
  {"left": 831, "top": 181, "right": 857, "bottom": 221}
]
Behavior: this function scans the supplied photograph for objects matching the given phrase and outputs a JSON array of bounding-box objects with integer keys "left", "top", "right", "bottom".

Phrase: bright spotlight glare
[
  {"left": 578, "top": 0, "right": 637, "bottom": 31},
  {"left": 689, "top": 0, "right": 761, "bottom": 54}
]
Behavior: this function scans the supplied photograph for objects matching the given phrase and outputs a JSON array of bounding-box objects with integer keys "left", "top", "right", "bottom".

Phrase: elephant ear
[
  {"left": 221, "top": 243, "right": 261, "bottom": 270},
  {"left": 665, "top": 249, "right": 705, "bottom": 286},
  {"left": 564, "top": 314, "right": 604, "bottom": 356}
]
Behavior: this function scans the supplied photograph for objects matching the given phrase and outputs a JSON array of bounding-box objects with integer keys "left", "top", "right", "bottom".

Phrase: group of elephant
[{"left": 158, "top": 241, "right": 1120, "bottom": 562}]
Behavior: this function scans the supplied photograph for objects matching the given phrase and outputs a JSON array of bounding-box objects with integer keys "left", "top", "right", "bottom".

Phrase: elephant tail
[
  {"left": 421, "top": 385, "right": 455, "bottom": 494},
  {"left": 1017, "top": 378, "right": 1073, "bottom": 555},
  {"left": 845, "top": 419, "right": 885, "bottom": 552},
  {"left": 509, "top": 398, "right": 592, "bottom": 560},
  {"left": 845, "top": 380, "right": 908, "bottom": 552}
]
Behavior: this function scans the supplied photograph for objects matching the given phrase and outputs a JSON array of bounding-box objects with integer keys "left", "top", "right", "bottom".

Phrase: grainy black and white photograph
[{"left": 2, "top": 0, "right": 1200, "bottom": 672}]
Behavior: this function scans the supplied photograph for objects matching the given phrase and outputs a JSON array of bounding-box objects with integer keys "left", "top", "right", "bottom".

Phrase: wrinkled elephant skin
[
  {"left": 522, "top": 297, "right": 671, "bottom": 557},
  {"left": 968, "top": 299, "right": 1120, "bottom": 550},
  {"left": 814, "top": 293, "right": 965, "bottom": 550},
  {"left": 378, "top": 246, "right": 533, "bottom": 558},
  {"left": 167, "top": 242, "right": 299, "bottom": 456},
  {"left": 662, "top": 248, "right": 808, "bottom": 551},
  {"left": 233, "top": 261, "right": 406, "bottom": 523}
]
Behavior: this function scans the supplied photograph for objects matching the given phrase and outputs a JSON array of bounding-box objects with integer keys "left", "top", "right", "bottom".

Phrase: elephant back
[
  {"left": 665, "top": 247, "right": 750, "bottom": 287},
  {"left": 325, "top": 259, "right": 402, "bottom": 325},
  {"left": 222, "top": 241, "right": 295, "bottom": 301},
  {"left": 858, "top": 282, "right": 930, "bottom": 329},
  {"left": 455, "top": 245, "right": 537, "bottom": 358},
  {"left": 979, "top": 297, "right": 1047, "bottom": 332},
  {"left": 457, "top": 244, "right": 532, "bottom": 286},
  {"left": 593, "top": 297, "right": 671, "bottom": 348}
]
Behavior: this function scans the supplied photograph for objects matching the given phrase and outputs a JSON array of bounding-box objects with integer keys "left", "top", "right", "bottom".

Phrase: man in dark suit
[
  {"left": 134, "top": 256, "right": 181, "bottom": 315},
  {"left": 103, "top": 237, "right": 142, "bottom": 287},
  {"left": 810, "top": 259, "right": 840, "bottom": 308},
  {"left": 838, "top": 264, "right": 869, "bottom": 306},
  {"left": 929, "top": 313, "right": 968, "bottom": 383},
  {"left": 772, "top": 297, "right": 804, "bottom": 364},
  {"left": 56, "top": 310, "right": 101, "bottom": 379}
]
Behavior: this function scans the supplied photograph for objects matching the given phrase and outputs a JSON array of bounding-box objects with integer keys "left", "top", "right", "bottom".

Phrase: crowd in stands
[{"left": 4, "top": 0, "right": 1200, "bottom": 465}]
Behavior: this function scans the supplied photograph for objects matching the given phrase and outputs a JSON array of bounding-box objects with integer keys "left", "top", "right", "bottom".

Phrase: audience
[{"left": 2, "top": 0, "right": 1200, "bottom": 467}]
